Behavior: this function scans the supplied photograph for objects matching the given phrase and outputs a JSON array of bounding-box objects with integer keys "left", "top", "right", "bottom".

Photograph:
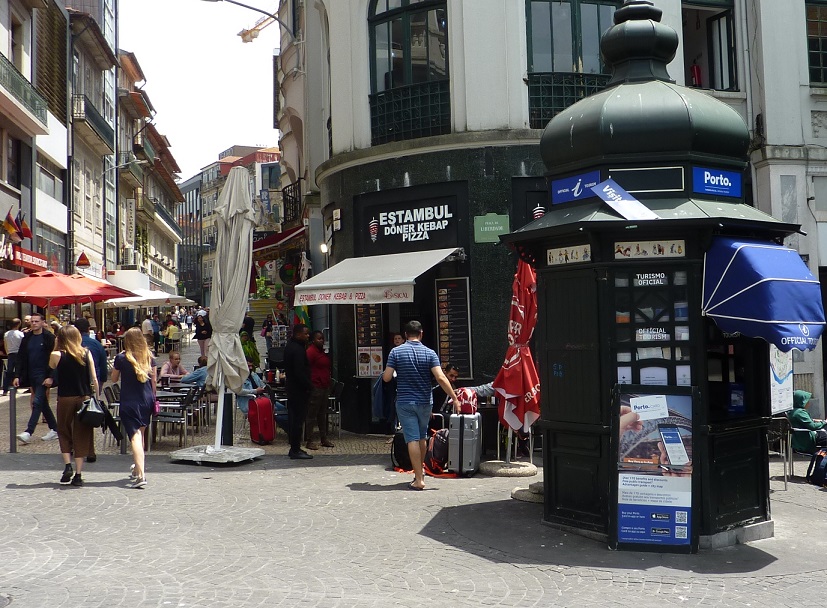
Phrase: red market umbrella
[
  {"left": 0, "top": 271, "right": 136, "bottom": 308},
  {"left": 492, "top": 259, "right": 541, "bottom": 433}
]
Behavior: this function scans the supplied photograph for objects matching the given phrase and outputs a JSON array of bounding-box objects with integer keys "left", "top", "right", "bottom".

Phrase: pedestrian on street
[
  {"left": 49, "top": 325, "right": 98, "bottom": 487},
  {"left": 194, "top": 312, "right": 212, "bottom": 357},
  {"left": 262, "top": 314, "right": 274, "bottom": 352},
  {"left": 141, "top": 315, "right": 154, "bottom": 350},
  {"left": 283, "top": 323, "right": 312, "bottom": 460},
  {"left": 241, "top": 313, "right": 255, "bottom": 338},
  {"left": 305, "top": 330, "right": 334, "bottom": 450},
  {"left": 382, "top": 320, "right": 458, "bottom": 491},
  {"left": 73, "top": 317, "right": 107, "bottom": 463},
  {"left": 110, "top": 327, "right": 155, "bottom": 489},
  {"left": 13, "top": 312, "right": 59, "bottom": 444},
  {"left": 3, "top": 318, "right": 23, "bottom": 395}
]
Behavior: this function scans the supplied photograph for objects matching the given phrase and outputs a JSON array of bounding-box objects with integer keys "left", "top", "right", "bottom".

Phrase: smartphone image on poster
[{"left": 658, "top": 423, "right": 689, "bottom": 466}]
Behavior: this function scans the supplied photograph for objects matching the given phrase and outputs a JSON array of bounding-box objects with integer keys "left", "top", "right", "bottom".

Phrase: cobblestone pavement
[{"left": 2, "top": 333, "right": 827, "bottom": 606}]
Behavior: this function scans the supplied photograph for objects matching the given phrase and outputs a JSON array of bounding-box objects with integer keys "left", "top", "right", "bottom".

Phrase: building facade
[{"left": 273, "top": 0, "right": 827, "bottom": 426}]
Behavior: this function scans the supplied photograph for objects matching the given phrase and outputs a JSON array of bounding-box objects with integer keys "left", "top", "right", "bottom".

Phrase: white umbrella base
[
  {"left": 479, "top": 460, "right": 538, "bottom": 477},
  {"left": 168, "top": 444, "right": 265, "bottom": 464}
]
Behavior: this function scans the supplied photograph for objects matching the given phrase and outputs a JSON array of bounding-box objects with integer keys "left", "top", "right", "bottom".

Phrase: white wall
[{"left": 36, "top": 112, "right": 68, "bottom": 169}]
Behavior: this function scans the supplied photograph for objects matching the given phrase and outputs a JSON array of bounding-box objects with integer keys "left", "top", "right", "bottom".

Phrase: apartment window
[
  {"left": 85, "top": 168, "right": 94, "bottom": 226},
  {"left": 6, "top": 136, "right": 19, "bottom": 189},
  {"left": 809, "top": 2, "right": 827, "bottom": 84},
  {"left": 368, "top": 0, "right": 450, "bottom": 144},
  {"left": 10, "top": 17, "right": 23, "bottom": 72},
  {"left": 526, "top": 0, "right": 619, "bottom": 128},
  {"left": 682, "top": 2, "right": 737, "bottom": 91},
  {"left": 72, "top": 158, "right": 82, "bottom": 217},
  {"left": 37, "top": 156, "right": 64, "bottom": 203}
]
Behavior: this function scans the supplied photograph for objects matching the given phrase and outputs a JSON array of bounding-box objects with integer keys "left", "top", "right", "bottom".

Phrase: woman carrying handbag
[
  {"left": 110, "top": 327, "right": 156, "bottom": 489},
  {"left": 49, "top": 325, "right": 99, "bottom": 487}
]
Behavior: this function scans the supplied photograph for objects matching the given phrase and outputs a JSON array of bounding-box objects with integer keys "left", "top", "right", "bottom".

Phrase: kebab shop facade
[{"left": 295, "top": 179, "right": 516, "bottom": 434}]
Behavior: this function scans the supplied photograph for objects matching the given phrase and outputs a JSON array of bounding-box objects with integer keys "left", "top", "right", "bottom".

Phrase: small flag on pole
[
  {"left": 16, "top": 212, "right": 33, "bottom": 239},
  {"left": 3, "top": 210, "right": 21, "bottom": 243}
]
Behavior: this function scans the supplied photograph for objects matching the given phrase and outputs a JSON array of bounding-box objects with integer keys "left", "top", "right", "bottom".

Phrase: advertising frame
[{"left": 610, "top": 384, "right": 699, "bottom": 553}]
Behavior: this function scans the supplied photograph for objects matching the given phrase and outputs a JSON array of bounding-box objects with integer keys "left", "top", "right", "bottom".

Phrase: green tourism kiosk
[{"left": 501, "top": 1, "right": 826, "bottom": 552}]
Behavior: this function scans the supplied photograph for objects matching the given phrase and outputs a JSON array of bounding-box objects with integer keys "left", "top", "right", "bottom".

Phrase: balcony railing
[
  {"left": 0, "top": 52, "right": 47, "bottom": 124},
  {"left": 72, "top": 94, "right": 114, "bottom": 146},
  {"left": 154, "top": 201, "right": 183, "bottom": 240},
  {"left": 137, "top": 193, "right": 155, "bottom": 218},
  {"left": 282, "top": 179, "right": 302, "bottom": 225},
  {"left": 133, "top": 131, "right": 156, "bottom": 162},
  {"left": 527, "top": 72, "right": 611, "bottom": 129},
  {"left": 369, "top": 80, "right": 450, "bottom": 145},
  {"left": 117, "top": 151, "right": 144, "bottom": 183}
]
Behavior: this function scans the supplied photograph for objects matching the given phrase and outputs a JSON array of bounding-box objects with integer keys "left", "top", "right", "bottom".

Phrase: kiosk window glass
[
  {"left": 611, "top": 268, "right": 692, "bottom": 386},
  {"left": 705, "top": 320, "right": 767, "bottom": 421}
]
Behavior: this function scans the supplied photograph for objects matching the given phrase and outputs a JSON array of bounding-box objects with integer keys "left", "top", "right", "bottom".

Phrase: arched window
[
  {"left": 526, "top": 0, "right": 620, "bottom": 128},
  {"left": 369, "top": 0, "right": 449, "bottom": 144}
]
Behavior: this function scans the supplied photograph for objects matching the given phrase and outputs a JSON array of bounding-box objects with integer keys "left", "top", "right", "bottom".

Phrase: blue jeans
[
  {"left": 24, "top": 376, "right": 57, "bottom": 434},
  {"left": 396, "top": 402, "right": 431, "bottom": 443}
]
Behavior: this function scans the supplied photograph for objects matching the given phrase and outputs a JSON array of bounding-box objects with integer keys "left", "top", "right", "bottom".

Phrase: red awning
[{"left": 253, "top": 225, "right": 305, "bottom": 254}]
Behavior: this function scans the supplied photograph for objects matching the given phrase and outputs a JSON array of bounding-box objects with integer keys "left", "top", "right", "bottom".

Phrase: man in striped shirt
[{"left": 383, "top": 320, "right": 458, "bottom": 491}]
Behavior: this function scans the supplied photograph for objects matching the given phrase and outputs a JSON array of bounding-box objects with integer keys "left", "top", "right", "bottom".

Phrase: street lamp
[{"left": 200, "top": 0, "right": 295, "bottom": 41}]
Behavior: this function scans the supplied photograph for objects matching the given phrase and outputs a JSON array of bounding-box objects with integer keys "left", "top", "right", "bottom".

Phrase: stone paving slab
[{"left": 0, "top": 450, "right": 825, "bottom": 607}]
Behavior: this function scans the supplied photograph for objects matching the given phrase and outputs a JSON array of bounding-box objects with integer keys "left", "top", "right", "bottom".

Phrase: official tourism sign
[{"left": 692, "top": 167, "right": 742, "bottom": 198}]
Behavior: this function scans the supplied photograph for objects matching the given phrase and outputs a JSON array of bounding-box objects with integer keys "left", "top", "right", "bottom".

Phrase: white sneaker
[
  {"left": 41, "top": 429, "right": 58, "bottom": 441},
  {"left": 17, "top": 431, "right": 31, "bottom": 444}
]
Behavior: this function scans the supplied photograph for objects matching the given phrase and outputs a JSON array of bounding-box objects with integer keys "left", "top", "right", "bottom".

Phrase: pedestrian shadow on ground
[
  {"left": 5, "top": 479, "right": 137, "bottom": 490},
  {"left": 347, "top": 480, "right": 430, "bottom": 492},
  {"left": 419, "top": 499, "right": 779, "bottom": 575}
]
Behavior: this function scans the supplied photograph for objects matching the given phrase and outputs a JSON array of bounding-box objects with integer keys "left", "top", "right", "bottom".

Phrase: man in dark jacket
[
  {"left": 13, "top": 312, "right": 58, "bottom": 443},
  {"left": 283, "top": 323, "right": 311, "bottom": 459}
]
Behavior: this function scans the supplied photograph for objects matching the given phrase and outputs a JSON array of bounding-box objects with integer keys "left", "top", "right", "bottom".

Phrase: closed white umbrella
[{"left": 207, "top": 166, "right": 256, "bottom": 450}]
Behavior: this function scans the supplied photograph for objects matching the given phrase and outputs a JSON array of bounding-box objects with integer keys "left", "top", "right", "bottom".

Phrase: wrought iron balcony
[
  {"left": 117, "top": 151, "right": 144, "bottom": 185},
  {"left": 72, "top": 94, "right": 114, "bottom": 153},
  {"left": 133, "top": 131, "right": 156, "bottom": 162},
  {"left": 154, "top": 200, "right": 183, "bottom": 241},
  {"left": 137, "top": 193, "right": 155, "bottom": 219},
  {"left": 0, "top": 52, "right": 47, "bottom": 126},
  {"left": 369, "top": 80, "right": 450, "bottom": 145},
  {"left": 527, "top": 72, "right": 611, "bottom": 129},
  {"left": 282, "top": 179, "right": 302, "bottom": 225}
]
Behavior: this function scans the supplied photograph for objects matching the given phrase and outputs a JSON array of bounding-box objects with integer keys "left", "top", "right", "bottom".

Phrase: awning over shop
[
  {"left": 253, "top": 226, "right": 305, "bottom": 255},
  {"left": 702, "top": 237, "right": 826, "bottom": 351},
  {"left": 294, "top": 248, "right": 459, "bottom": 305}
]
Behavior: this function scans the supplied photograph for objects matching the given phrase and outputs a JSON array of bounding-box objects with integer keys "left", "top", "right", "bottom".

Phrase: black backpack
[
  {"left": 807, "top": 448, "right": 827, "bottom": 486},
  {"left": 425, "top": 428, "right": 450, "bottom": 475},
  {"left": 391, "top": 431, "right": 412, "bottom": 470}
]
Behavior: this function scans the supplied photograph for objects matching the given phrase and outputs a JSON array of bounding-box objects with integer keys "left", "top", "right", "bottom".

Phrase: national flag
[
  {"left": 16, "top": 212, "right": 33, "bottom": 239},
  {"left": 293, "top": 304, "right": 311, "bottom": 330},
  {"left": 3, "top": 210, "right": 20, "bottom": 235}
]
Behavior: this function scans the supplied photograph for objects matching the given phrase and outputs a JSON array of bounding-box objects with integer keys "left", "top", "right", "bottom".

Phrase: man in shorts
[{"left": 382, "top": 320, "right": 458, "bottom": 490}]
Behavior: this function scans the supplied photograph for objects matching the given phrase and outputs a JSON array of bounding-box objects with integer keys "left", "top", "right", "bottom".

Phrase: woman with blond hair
[
  {"left": 49, "top": 325, "right": 98, "bottom": 487},
  {"left": 110, "top": 327, "right": 155, "bottom": 489}
]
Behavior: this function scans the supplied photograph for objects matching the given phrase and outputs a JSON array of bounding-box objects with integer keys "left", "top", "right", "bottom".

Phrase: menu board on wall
[
  {"left": 355, "top": 304, "right": 384, "bottom": 377},
  {"left": 435, "top": 278, "right": 473, "bottom": 379}
]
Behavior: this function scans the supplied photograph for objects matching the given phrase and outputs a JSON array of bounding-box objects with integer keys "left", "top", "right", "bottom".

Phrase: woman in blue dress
[{"left": 111, "top": 327, "right": 155, "bottom": 489}]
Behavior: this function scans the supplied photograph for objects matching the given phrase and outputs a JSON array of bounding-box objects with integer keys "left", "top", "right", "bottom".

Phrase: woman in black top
[
  {"left": 49, "top": 325, "right": 98, "bottom": 487},
  {"left": 194, "top": 314, "right": 212, "bottom": 357}
]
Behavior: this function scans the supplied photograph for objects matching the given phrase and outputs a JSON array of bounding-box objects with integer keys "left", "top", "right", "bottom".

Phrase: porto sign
[{"left": 692, "top": 167, "right": 742, "bottom": 198}]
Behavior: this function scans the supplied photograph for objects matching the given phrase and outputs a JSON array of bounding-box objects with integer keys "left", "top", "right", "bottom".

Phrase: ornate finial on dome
[{"left": 601, "top": 0, "right": 679, "bottom": 86}]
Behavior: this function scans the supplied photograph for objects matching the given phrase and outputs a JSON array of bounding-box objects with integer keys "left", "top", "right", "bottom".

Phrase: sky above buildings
[{"left": 119, "top": 0, "right": 280, "bottom": 181}]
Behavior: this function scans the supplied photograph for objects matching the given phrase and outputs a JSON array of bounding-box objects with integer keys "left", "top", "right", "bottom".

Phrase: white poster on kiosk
[{"left": 769, "top": 344, "right": 794, "bottom": 415}]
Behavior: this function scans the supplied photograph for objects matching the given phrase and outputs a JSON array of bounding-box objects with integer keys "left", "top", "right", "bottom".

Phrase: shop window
[
  {"left": 368, "top": 0, "right": 450, "bottom": 144},
  {"left": 681, "top": 2, "right": 737, "bottom": 91},
  {"left": 526, "top": 0, "right": 620, "bottom": 128},
  {"left": 809, "top": 1, "right": 827, "bottom": 84}
]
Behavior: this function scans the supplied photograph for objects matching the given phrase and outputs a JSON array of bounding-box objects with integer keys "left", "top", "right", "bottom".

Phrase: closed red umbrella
[
  {"left": 0, "top": 271, "right": 136, "bottom": 307},
  {"left": 492, "top": 260, "right": 540, "bottom": 432}
]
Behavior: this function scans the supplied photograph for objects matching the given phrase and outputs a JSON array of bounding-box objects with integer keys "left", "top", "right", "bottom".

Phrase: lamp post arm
[{"left": 220, "top": 0, "right": 294, "bottom": 41}]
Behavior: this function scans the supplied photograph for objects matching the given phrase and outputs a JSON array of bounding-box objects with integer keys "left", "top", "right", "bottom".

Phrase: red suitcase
[{"left": 248, "top": 396, "right": 275, "bottom": 445}]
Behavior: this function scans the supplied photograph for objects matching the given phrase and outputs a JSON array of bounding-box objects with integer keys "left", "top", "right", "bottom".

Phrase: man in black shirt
[
  {"left": 241, "top": 313, "right": 255, "bottom": 338},
  {"left": 283, "top": 324, "right": 311, "bottom": 459},
  {"left": 13, "top": 312, "right": 58, "bottom": 443}
]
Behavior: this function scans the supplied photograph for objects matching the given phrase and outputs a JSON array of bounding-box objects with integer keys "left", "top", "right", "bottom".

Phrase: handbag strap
[{"left": 85, "top": 349, "right": 94, "bottom": 397}]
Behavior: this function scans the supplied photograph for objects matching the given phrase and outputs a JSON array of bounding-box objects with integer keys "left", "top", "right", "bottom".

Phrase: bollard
[{"left": 9, "top": 387, "right": 16, "bottom": 454}]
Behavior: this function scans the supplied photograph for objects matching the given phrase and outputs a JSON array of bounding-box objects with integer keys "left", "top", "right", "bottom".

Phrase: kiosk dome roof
[{"left": 539, "top": 1, "right": 750, "bottom": 173}]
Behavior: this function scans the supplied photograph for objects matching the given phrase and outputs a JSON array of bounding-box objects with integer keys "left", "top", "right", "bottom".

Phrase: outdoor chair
[{"left": 327, "top": 380, "right": 345, "bottom": 438}]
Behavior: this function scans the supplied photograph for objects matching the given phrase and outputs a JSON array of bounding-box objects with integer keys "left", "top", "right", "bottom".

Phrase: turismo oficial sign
[
  {"left": 551, "top": 171, "right": 600, "bottom": 205},
  {"left": 692, "top": 167, "right": 742, "bottom": 198}
]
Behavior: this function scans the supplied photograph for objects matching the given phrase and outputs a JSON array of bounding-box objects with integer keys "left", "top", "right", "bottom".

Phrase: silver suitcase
[{"left": 448, "top": 413, "right": 481, "bottom": 475}]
